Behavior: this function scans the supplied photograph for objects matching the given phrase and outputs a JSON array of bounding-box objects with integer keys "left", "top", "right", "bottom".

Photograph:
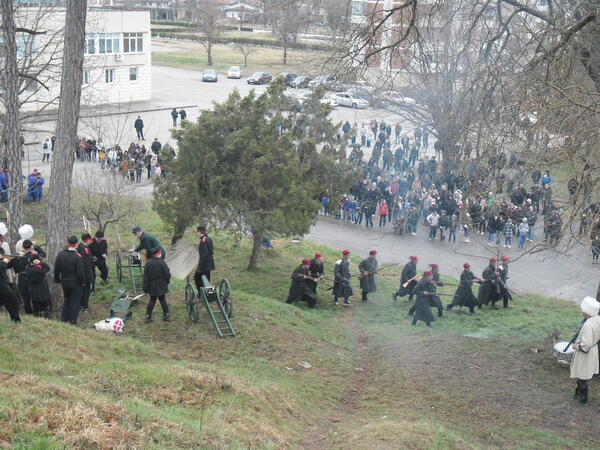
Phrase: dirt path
[{"left": 298, "top": 308, "right": 373, "bottom": 449}]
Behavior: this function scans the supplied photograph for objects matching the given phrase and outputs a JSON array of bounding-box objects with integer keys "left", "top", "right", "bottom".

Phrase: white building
[{"left": 5, "top": 6, "right": 152, "bottom": 112}]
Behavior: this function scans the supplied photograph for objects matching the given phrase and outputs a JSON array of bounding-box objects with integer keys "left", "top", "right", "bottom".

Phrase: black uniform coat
[
  {"left": 287, "top": 265, "right": 315, "bottom": 303},
  {"left": 54, "top": 249, "right": 86, "bottom": 289},
  {"left": 89, "top": 239, "right": 108, "bottom": 260},
  {"left": 359, "top": 257, "right": 378, "bottom": 293},
  {"left": 196, "top": 233, "right": 215, "bottom": 273},
  {"left": 13, "top": 245, "right": 46, "bottom": 291},
  {"left": 333, "top": 259, "right": 353, "bottom": 298},
  {"left": 143, "top": 256, "right": 171, "bottom": 296},
  {"left": 451, "top": 270, "right": 480, "bottom": 308},
  {"left": 77, "top": 243, "right": 95, "bottom": 284},
  {"left": 498, "top": 264, "right": 513, "bottom": 302},
  {"left": 477, "top": 265, "right": 499, "bottom": 305},
  {"left": 25, "top": 262, "right": 51, "bottom": 303},
  {"left": 413, "top": 278, "right": 436, "bottom": 323},
  {"left": 397, "top": 261, "right": 417, "bottom": 296},
  {"left": 429, "top": 271, "right": 444, "bottom": 309},
  {"left": 307, "top": 259, "right": 324, "bottom": 294}
]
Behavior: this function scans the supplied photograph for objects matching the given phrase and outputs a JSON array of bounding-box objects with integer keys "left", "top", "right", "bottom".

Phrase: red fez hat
[
  {"left": 501, "top": 255, "right": 509, "bottom": 260},
  {"left": 302, "top": 258, "right": 310, "bottom": 265},
  {"left": 489, "top": 258, "right": 497, "bottom": 263},
  {"left": 369, "top": 250, "right": 377, "bottom": 255},
  {"left": 463, "top": 262, "right": 470, "bottom": 268},
  {"left": 424, "top": 270, "right": 433, "bottom": 276},
  {"left": 315, "top": 253, "right": 323, "bottom": 258},
  {"left": 430, "top": 263, "right": 439, "bottom": 270},
  {"left": 342, "top": 249, "right": 350, "bottom": 255},
  {"left": 410, "top": 256, "right": 418, "bottom": 261}
]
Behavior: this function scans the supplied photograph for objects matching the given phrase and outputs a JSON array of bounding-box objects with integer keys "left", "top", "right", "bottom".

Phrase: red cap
[
  {"left": 315, "top": 253, "right": 323, "bottom": 258},
  {"left": 153, "top": 249, "right": 162, "bottom": 258},
  {"left": 424, "top": 270, "right": 433, "bottom": 276},
  {"left": 68, "top": 243, "right": 78, "bottom": 248},
  {"left": 302, "top": 258, "right": 310, "bottom": 265},
  {"left": 501, "top": 255, "right": 509, "bottom": 260},
  {"left": 369, "top": 250, "right": 377, "bottom": 255},
  {"left": 342, "top": 249, "right": 350, "bottom": 255},
  {"left": 430, "top": 263, "right": 439, "bottom": 270},
  {"left": 489, "top": 258, "right": 497, "bottom": 263},
  {"left": 463, "top": 262, "right": 470, "bottom": 268},
  {"left": 410, "top": 256, "right": 418, "bottom": 261}
]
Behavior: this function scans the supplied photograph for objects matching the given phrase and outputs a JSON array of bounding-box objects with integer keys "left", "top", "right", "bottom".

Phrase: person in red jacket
[{"left": 378, "top": 201, "right": 389, "bottom": 227}]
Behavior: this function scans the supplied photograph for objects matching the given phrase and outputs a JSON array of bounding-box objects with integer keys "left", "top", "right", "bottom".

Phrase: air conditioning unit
[{"left": 115, "top": 54, "right": 124, "bottom": 61}]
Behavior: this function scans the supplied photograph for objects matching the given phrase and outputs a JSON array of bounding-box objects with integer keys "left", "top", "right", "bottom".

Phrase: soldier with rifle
[
  {"left": 447, "top": 262, "right": 482, "bottom": 314},
  {"left": 286, "top": 258, "right": 318, "bottom": 308},
  {"left": 358, "top": 250, "right": 378, "bottom": 302},
  {"left": 496, "top": 255, "right": 512, "bottom": 308},
  {"left": 333, "top": 250, "right": 353, "bottom": 306},
  {"left": 307, "top": 253, "right": 325, "bottom": 298},
  {"left": 411, "top": 270, "right": 436, "bottom": 327},
  {"left": 393, "top": 256, "right": 418, "bottom": 302},
  {"left": 477, "top": 258, "right": 500, "bottom": 308}
]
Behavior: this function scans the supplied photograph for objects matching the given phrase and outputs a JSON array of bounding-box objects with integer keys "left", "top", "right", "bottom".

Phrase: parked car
[
  {"left": 308, "top": 74, "right": 339, "bottom": 90},
  {"left": 376, "top": 90, "right": 416, "bottom": 107},
  {"left": 247, "top": 72, "right": 272, "bottom": 85},
  {"left": 289, "top": 75, "right": 313, "bottom": 88},
  {"left": 202, "top": 69, "right": 218, "bottom": 82},
  {"left": 295, "top": 92, "right": 337, "bottom": 110},
  {"left": 329, "top": 92, "right": 369, "bottom": 109},
  {"left": 276, "top": 72, "right": 297, "bottom": 86},
  {"left": 227, "top": 66, "right": 242, "bottom": 79}
]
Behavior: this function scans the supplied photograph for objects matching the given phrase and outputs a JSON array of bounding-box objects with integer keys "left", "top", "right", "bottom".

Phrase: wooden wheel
[
  {"left": 219, "top": 278, "right": 233, "bottom": 318},
  {"left": 115, "top": 252, "right": 123, "bottom": 283},
  {"left": 185, "top": 281, "right": 199, "bottom": 323}
]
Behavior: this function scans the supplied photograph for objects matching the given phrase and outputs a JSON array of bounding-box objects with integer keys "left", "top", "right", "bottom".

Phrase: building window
[
  {"left": 99, "top": 33, "right": 121, "bottom": 54},
  {"left": 129, "top": 67, "right": 138, "bottom": 81},
  {"left": 123, "top": 32, "right": 143, "bottom": 53},
  {"left": 105, "top": 68, "right": 115, "bottom": 83},
  {"left": 351, "top": 1, "right": 368, "bottom": 16},
  {"left": 83, "top": 70, "right": 91, "bottom": 85},
  {"left": 85, "top": 34, "right": 97, "bottom": 54}
]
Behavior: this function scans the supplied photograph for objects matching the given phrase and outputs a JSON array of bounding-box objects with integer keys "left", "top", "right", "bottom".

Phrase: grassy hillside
[{"left": 0, "top": 200, "right": 596, "bottom": 448}]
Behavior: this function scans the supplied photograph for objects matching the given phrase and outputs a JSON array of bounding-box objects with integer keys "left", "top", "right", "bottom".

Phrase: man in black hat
[
  {"left": 90, "top": 230, "right": 109, "bottom": 284},
  {"left": 54, "top": 236, "right": 86, "bottom": 324},
  {"left": 143, "top": 248, "right": 171, "bottom": 323},
  {"left": 130, "top": 226, "right": 165, "bottom": 259},
  {"left": 0, "top": 248, "right": 21, "bottom": 322},
  {"left": 358, "top": 250, "right": 378, "bottom": 302},
  {"left": 12, "top": 239, "right": 45, "bottom": 315},
  {"left": 77, "top": 233, "right": 96, "bottom": 313},
  {"left": 194, "top": 225, "right": 215, "bottom": 291}
]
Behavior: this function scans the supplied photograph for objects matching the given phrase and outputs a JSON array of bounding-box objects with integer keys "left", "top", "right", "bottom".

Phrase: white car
[
  {"left": 382, "top": 91, "right": 416, "bottom": 105},
  {"left": 330, "top": 92, "right": 369, "bottom": 109},
  {"left": 227, "top": 66, "right": 242, "bottom": 79},
  {"left": 295, "top": 92, "right": 337, "bottom": 108}
]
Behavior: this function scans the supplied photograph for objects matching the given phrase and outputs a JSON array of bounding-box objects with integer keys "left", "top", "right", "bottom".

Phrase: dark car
[
  {"left": 290, "top": 75, "right": 312, "bottom": 88},
  {"left": 276, "top": 72, "right": 297, "bottom": 86},
  {"left": 202, "top": 69, "right": 218, "bottom": 82},
  {"left": 247, "top": 72, "right": 272, "bottom": 85}
]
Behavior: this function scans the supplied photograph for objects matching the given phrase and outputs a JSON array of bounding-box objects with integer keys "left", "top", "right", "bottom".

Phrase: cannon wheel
[
  {"left": 185, "top": 281, "right": 199, "bottom": 323},
  {"left": 219, "top": 278, "right": 233, "bottom": 318},
  {"left": 115, "top": 252, "right": 123, "bottom": 283}
]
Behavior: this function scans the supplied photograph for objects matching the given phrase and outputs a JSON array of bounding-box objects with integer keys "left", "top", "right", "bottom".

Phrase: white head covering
[{"left": 580, "top": 296, "right": 600, "bottom": 316}]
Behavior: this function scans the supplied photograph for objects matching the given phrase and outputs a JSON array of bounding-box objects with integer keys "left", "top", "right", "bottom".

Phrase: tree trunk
[
  {"left": 170, "top": 219, "right": 188, "bottom": 245},
  {"left": 247, "top": 235, "right": 260, "bottom": 270},
  {"left": 47, "top": 0, "right": 87, "bottom": 313},
  {"left": 0, "top": 0, "right": 24, "bottom": 250},
  {"left": 207, "top": 42, "right": 213, "bottom": 65}
]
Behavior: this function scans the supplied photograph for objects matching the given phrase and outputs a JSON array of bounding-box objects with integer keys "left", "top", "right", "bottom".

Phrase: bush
[{"left": 151, "top": 21, "right": 254, "bottom": 32}]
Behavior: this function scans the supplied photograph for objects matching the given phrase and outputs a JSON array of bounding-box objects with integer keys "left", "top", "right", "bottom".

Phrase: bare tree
[
  {"left": 186, "top": 0, "right": 223, "bottom": 66},
  {"left": 47, "top": 0, "right": 87, "bottom": 311},
  {"left": 269, "top": 0, "right": 312, "bottom": 64},
  {"left": 236, "top": 43, "right": 252, "bottom": 66}
]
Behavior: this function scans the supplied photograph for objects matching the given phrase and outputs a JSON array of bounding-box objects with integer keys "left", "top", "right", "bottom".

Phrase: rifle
[
  {"left": 357, "top": 262, "right": 402, "bottom": 280},
  {"left": 402, "top": 274, "right": 421, "bottom": 288},
  {"left": 563, "top": 320, "right": 586, "bottom": 352}
]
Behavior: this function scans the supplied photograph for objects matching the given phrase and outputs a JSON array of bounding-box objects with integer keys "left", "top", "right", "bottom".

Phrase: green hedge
[
  {"left": 152, "top": 31, "right": 332, "bottom": 52},
  {"left": 151, "top": 20, "right": 254, "bottom": 32}
]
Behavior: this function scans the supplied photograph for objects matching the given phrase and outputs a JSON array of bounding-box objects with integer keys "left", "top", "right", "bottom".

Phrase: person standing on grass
[
  {"left": 447, "top": 263, "right": 481, "bottom": 314},
  {"left": 286, "top": 258, "right": 316, "bottom": 308},
  {"left": 171, "top": 108, "right": 178, "bottom": 127},
  {"left": 333, "top": 249, "right": 353, "bottom": 306},
  {"left": 54, "top": 236, "right": 86, "bottom": 325},
  {"left": 143, "top": 248, "right": 171, "bottom": 323},
  {"left": 90, "top": 231, "right": 109, "bottom": 284},
  {"left": 570, "top": 296, "right": 600, "bottom": 406},
  {"left": 42, "top": 138, "right": 51, "bottom": 162},
  {"left": 25, "top": 254, "right": 52, "bottom": 318},
  {"left": 77, "top": 233, "right": 96, "bottom": 314},
  {"left": 0, "top": 248, "right": 21, "bottom": 323},
  {"left": 411, "top": 271, "right": 436, "bottom": 327},
  {"left": 134, "top": 116, "right": 145, "bottom": 140},
  {"left": 194, "top": 225, "right": 215, "bottom": 291},
  {"left": 358, "top": 250, "right": 378, "bottom": 303}
]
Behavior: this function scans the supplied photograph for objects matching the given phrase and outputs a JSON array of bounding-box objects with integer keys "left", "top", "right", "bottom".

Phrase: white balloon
[
  {"left": 18, "top": 224, "right": 34, "bottom": 239},
  {"left": 0, "top": 222, "right": 7, "bottom": 235}
]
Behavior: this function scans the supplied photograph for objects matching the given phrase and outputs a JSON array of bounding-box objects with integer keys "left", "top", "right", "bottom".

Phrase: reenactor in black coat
[
  {"left": 359, "top": 250, "right": 378, "bottom": 302},
  {"left": 194, "top": 225, "right": 215, "bottom": 291},
  {"left": 477, "top": 258, "right": 500, "bottom": 308},
  {"left": 448, "top": 263, "right": 481, "bottom": 314},
  {"left": 90, "top": 230, "right": 109, "bottom": 284},
  {"left": 307, "top": 253, "right": 325, "bottom": 297},
  {"left": 12, "top": 239, "right": 45, "bottom": 315},
  {"left": 131, "top": 226, "right": 165, "bottom": 259},
  {"left": 77, "top": 233, "right": 96, "bottom": 313},
  {"left": 411, "top": 271, "right": 436, "bottom": 326},
  {"left": 497, "top": 255, "right": 512, "bottom": 308},
  {"left": 286, "top": 259, "right": 316, "bottom": 308},
  {"left": 25, "top": 255, "right": 52, "bottom": 318},
  {"left": 0, "top": 249, "right": 21, "bottom": 322},
  {"left": 409, "top": 263, "right": 445, "bottom": 317},
  {"left": 333, "top": 249, "right": 353, "bottom": 306},
  {"left": 54, "top": 236, "right": 86, "bottom": 325},
  {"left": 143, "top": 248, "right": 171, "bottom": 323},
  {"left": 393, "top": 256, "right": 418, "bottom": 301}
]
